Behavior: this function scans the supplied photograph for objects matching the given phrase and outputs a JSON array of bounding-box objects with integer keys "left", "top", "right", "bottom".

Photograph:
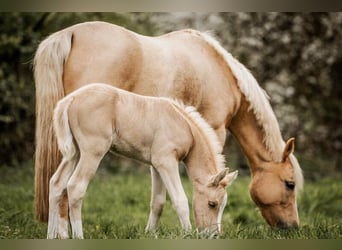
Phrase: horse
[
  {"left": 34, "top": 21, "right": 303, "bottom": 229},
  {"left": 48, "top": 83, "right": 238, "bottom": 239}
]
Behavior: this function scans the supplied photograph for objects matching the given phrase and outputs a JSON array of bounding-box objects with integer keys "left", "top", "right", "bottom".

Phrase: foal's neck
[
  {"left": 229, "top": 99, "right": 274, "bottom": 173},
  {"left": 183, "top": 127, "right": 219, "bottom": 185}
]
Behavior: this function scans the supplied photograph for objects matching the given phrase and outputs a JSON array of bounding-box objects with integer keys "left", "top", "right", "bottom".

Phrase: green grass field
[{"left": 0, "top": 161, "right": 341, "bottom": 239}]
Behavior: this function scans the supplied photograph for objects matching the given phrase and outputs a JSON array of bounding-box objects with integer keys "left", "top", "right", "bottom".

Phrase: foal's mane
[
  {"left": 168, "top": 100, "right": 225, "bottom": 171},
  {"left": 198, "top": 32, "right": 303, "bottom": 190}
]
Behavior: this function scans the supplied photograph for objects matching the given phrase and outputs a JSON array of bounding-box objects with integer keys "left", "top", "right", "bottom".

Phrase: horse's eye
[
  {"left": 208, "top": 201, "right": 217, "bottom": 208},
  {"left": 285, "top": 181, "right": 295, "bottom": 190}
]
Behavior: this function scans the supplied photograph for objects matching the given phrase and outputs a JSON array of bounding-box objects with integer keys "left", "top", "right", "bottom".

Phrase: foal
[{"left": 48, "top": 83, "right": 238, "bottom": 239}]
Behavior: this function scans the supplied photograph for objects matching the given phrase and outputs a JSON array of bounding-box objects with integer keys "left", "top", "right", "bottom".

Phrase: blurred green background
[{"left": 0, "top": 12, "right": 341, "bottom": 179}]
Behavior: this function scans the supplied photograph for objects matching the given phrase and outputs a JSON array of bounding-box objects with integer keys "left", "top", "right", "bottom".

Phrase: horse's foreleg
[
  {"left": 214, "top": 125, "right": 227, "bottom": 150},
  {"left": 145, "top": 166, "right": 167, "bottom": 232},
  {"left": 152, "top": 157, "right": 192, "bottom": 232}
]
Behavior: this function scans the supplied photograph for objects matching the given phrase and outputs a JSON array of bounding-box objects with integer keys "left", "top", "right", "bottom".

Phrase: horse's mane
[
  {"left": 168, "top": 99, "right": 226, "bottom": 171},
  {"left": 198, "top": 32, "right": 303, "bottom": 191}
]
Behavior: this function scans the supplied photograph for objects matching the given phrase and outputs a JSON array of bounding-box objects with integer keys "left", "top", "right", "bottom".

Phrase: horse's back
[
  {"left": 64, "top": 21, "right": 224, "bottom": 94},
  {"left": 62, "top": 21, "right": 241, "bottom": 131},
  {"left": 63, "top": 22, "right": 143, "bottom": 94}
]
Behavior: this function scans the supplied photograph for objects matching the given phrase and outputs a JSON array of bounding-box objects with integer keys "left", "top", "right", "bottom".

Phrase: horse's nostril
[
  {"left": 275, "top": 220, "right": 299, "bottom": 229},
  {"left": 276, "top": 220, "right": 287, "bottom": 229}
]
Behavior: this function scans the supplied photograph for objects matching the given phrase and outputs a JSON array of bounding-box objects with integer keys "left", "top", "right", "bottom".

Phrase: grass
[{"left": 0, "top": 161, "right": 341, "bottom": 239}]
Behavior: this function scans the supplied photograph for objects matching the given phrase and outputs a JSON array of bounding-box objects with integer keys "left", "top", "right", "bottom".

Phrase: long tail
[{"left": 34, "top": 30, "right": 73, "bottom": 222}]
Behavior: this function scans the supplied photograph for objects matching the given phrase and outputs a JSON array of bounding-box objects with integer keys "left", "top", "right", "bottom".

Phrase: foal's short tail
[
  {"left": 34, "top": 30, "right": 73, "bottom": 222},
  {"left": 53, "top": 97, "right": 77, "bottom": 162}
]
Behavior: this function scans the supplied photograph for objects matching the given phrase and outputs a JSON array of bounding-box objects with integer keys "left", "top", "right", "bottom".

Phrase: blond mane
[
  {"left": 198, "top": 32, "right": 303, "bottom": 191},
  {"left": 168, "top": 100, "right": 226, "bottom": 171}
]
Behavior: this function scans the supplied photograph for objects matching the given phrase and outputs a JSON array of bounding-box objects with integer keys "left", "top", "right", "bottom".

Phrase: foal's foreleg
[
  {"left": 152, "top": 157, "right": 192, "bottom": 232},
  {"left": 145, "top": 166, "right": 167, "bottom": 232}
]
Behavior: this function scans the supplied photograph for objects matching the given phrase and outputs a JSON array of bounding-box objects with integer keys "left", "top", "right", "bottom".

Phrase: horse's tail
[
  {"left": 34, "top": 30, "right": 73, "bottom": 222},
  {"left": 53, "top": 97, "right": 77, "bottom": 162}
]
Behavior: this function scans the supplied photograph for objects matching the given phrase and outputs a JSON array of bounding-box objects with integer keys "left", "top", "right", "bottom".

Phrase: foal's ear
[
  {"left": 282, "top": 137, "right": 295, "bottom": 162},
  {"left": 222, "top": 170, "right": 238, "bottom": 188},
  {"left": 210, "top": 168, "right": 229, "bottom": 186},
  {"left": 210, "top": 169, "right": 238, "bottom": 188}
]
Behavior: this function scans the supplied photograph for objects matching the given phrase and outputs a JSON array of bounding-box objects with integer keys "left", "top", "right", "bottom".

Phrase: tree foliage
[
  {"left": 219, "top": 13, "right": 342, "bottom": 175},
  {"left": 218, "top": 13, "right": 342, "bottom": 154}
]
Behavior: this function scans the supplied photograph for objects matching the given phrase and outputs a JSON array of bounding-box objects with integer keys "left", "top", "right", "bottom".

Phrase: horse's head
[
  {"left": 192, "top": 168, "right": 238, "bottom": 234},
  {"left": 249, "top": 138, "right": 300, "bottom": 229}
]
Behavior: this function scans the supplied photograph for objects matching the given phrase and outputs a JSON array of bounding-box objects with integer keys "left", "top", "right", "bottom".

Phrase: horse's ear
[{"left": 282, "top": 138, "right": 295, "bottom": 162}]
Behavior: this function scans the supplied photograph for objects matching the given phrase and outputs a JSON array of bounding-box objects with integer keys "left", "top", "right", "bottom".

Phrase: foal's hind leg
[
  {"left": 145, "top": 166, "right": 167, "bottom": 232},
  {"left": 48, "top": 156, "right": 76, "bottom": 239},
  {"left": 57, "top": 155, "right": 79, "bottom": 238},
  {"left": 67, "top": 142, "right": 110, "bottom": 239}
]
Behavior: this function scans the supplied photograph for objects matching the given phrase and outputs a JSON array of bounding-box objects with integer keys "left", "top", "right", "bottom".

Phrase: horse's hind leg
[
  {"left": 145, "top": 166, "right": 167, "bottom": 232},
  {"left": 48, "top": 156, "right": 77, "bottom": 239}
]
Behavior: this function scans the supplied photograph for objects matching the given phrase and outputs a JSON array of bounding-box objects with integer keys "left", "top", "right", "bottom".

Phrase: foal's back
[{"left": 66, "top": 83, "right": 194, "bottom": 164}]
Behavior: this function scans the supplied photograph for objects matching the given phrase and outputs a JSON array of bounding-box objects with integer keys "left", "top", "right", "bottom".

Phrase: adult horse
[{"left": 34, "top": 21, "right": 303, "bottom": 229}]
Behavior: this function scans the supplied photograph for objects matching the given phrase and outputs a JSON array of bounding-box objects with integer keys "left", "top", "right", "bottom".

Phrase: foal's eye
[
  {"left": 208, "top": 201, "right": 217, "bottom": 209},
  {"left": 285, "top": 181, "right": 295, "bottom": 190}
]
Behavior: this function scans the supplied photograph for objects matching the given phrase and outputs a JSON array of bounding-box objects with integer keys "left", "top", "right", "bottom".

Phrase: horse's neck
[
  {"left": 183, "top": 128, "right": 218, "bottom": 185},
  {"left": 229, "top": 98, "right": 274, "bottom": 172}
]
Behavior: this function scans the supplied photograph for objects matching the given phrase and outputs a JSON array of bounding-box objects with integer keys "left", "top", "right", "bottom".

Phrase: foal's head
[
  {"left": 192, "top": 168, "right": 238, "bottom": 233},
  {"left": 249, "top": 138, "right": 301, "bottom": 228}
]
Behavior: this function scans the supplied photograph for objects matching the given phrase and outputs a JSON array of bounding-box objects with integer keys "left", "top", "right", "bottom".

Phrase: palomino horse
[
  {"left": 49, "top": 83, "right": 238, "bottom": 239},
  {"left": 34, "top": 21, "right": 303, "bottom": 229}
]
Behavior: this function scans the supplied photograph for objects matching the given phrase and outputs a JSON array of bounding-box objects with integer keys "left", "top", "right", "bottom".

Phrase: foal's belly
[{"left": 111, "top": 134, "right": 152, "bottom": 165}]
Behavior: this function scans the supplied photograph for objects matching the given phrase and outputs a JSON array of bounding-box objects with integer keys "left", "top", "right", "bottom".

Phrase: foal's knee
[
  {"left": 151, "top": 195, "right": 166, "bottom": 216},
  {"left": 173, "top": 198, "right": 190, "bottom": 216}
]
